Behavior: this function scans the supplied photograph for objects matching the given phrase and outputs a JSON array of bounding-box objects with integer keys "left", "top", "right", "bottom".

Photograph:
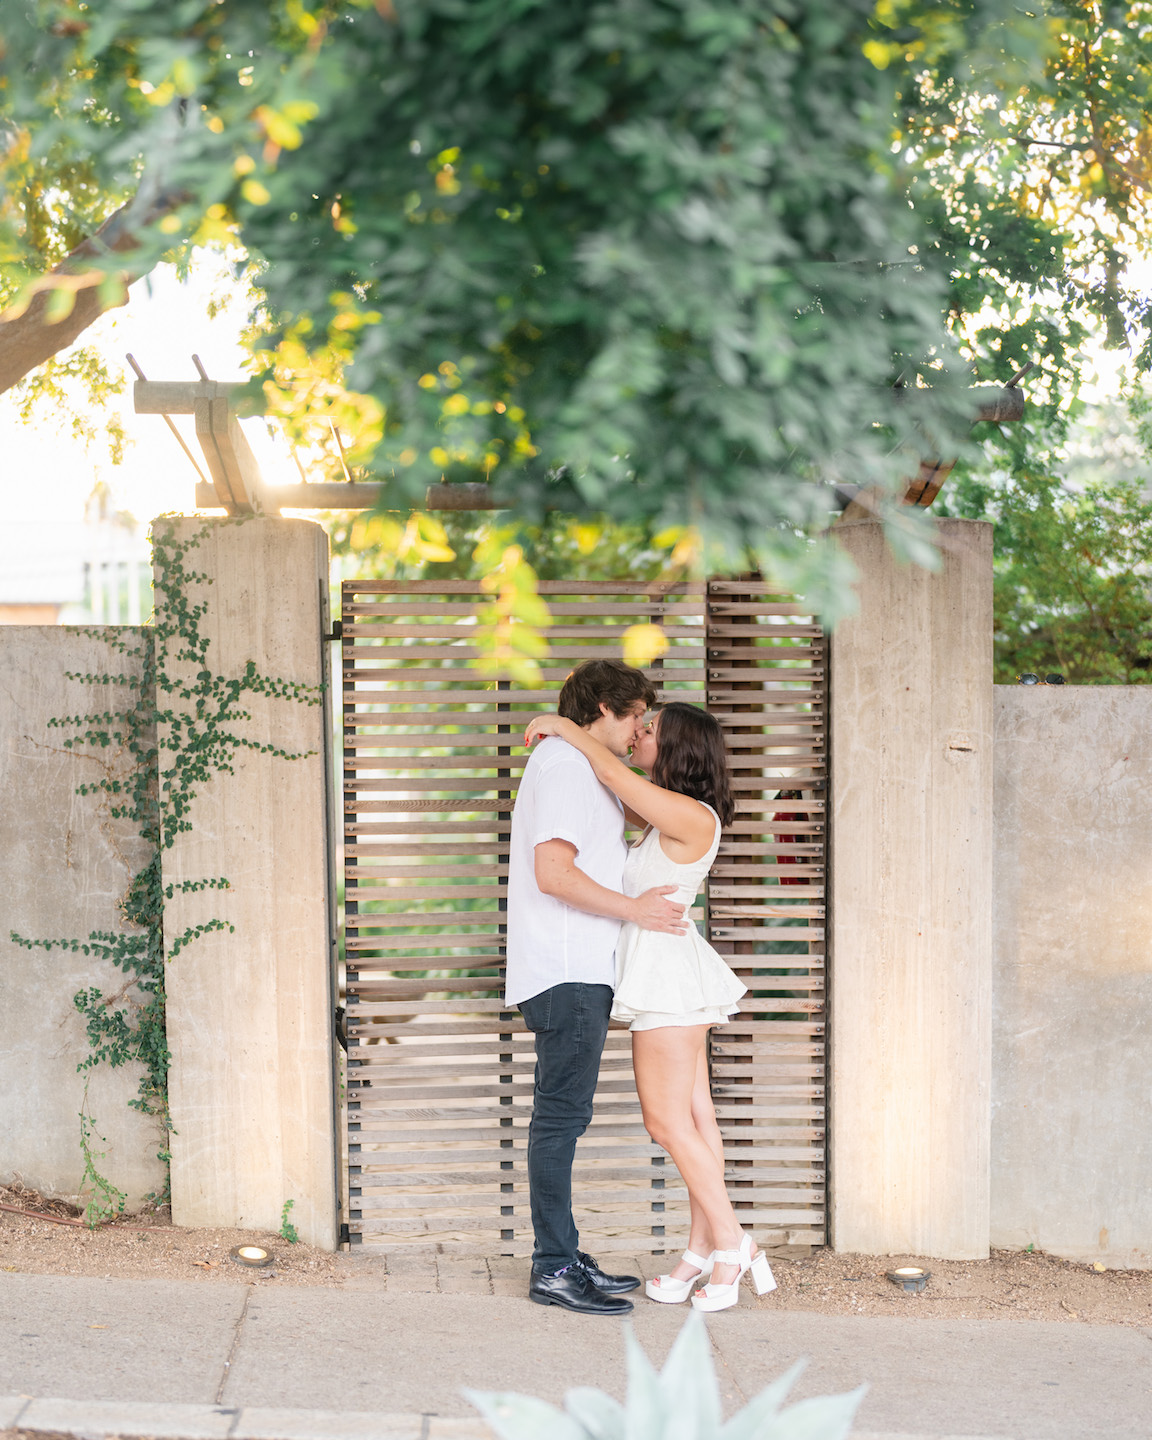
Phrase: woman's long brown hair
[{"left": 649, "top": 702, "right": 734, "bottom": 827}]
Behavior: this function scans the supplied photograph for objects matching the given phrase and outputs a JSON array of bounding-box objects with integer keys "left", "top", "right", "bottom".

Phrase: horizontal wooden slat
[
  {"left": 349, "top": 623, "right": 705, "bottom": 639},
  {"left": 342, "top": 1014, "right": 826, "bottom": 1034},
  {"left": 343, "top": 1233, "right": 827, "bottom": 1255},
  {"left": 351, "top": 1162, "right": 823, "bottom": 1188},
  {"left": 345, "top": 600, "right": 707, "bottom": 615},
  {"left": 344, "top": 778, "right": 521, "bottom": 793},
  {"left": 343, "top": 755, "right": 527, "bottom": 771},
  {"left": 346, "top": 908, "right": 506, "bottom": 929},
  {"left": 344, "top": 799, "right": 516, "bottom": 814},
  {"left": 704, "top": 623, "right": 822, "bottom": 637},
  {"left": 345, "top": 689, "right": 707, "bottom": 705},
  {"left": 347, "top": 1212, "right": 824, "bottom": 1240},
  {"left": 344, "top": 646, "right": 707, "bottom": 666},
  {"left": 344, "top": 580, "right": 706, "bottom": 595},
  {"left": 346, "top": 821, "right": 513, "bottom": 835},
  {"left": 347, "top": 1121, "right": 655, "bottom": 1143},
  {"left": 347, "top": 843, "right": 511, "bottom": 856}
]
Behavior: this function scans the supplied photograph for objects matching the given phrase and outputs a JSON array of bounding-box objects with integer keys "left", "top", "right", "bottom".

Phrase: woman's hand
[{"left": 524, "top": 713, "right": 573, "bottom": 747}]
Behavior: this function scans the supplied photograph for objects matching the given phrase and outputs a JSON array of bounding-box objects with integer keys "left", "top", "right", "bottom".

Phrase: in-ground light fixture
[
  {"left": 886, "top": 1266, "right": 930, "bottom": 1292},
  {"left": 230, "top": 1245, "right": 273, "bottom": 1268}
]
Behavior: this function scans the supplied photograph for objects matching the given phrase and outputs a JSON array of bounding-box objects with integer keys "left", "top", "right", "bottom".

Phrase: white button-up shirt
[{"left": 504, "top": 737, "right": 626, "bottom": 1006}]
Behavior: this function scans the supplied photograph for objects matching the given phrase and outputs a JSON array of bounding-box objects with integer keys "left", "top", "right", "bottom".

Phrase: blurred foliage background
[{"left": 3, "top": 1, "right": 1152, "bottom": 671}]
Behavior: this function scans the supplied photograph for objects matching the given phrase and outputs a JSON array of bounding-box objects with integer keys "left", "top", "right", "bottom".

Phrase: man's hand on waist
[{"left": 629, "top": 885, "right": 688, "bottom": 934}]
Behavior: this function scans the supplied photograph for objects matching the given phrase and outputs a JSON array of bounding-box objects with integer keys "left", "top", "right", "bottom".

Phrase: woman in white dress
[{"left": 523, "top": 702, "right": 775, "bottom": 1312}]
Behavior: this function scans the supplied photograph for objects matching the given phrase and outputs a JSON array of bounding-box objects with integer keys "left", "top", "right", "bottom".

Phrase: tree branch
[{"left": 0, "top": 195, "right": 166, "bottom": 395}]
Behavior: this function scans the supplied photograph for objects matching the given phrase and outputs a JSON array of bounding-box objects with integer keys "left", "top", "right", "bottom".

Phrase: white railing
[
  {"left": 83, "top": 543, "right": 153, "bottom": 625},
  {"left": 0, "top": 521, "right": 153, "bottom": 625}
]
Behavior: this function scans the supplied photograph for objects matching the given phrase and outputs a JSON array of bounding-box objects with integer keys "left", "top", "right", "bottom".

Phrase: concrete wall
[
  {"left": 1, "top": 627, "right": 165, "bottom": 1205},
  {"left": 992, "top": 686, "right": 1152, "bottom": 1268},
  {"left": 829, "top": 518, "right": 993, "bottom": 1259},
  {"left": 158, "top": 517, "right": 338, "bottom": 1249}
]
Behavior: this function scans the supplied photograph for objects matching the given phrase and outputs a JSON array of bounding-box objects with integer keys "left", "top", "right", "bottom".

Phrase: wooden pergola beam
[{"left": 137, "top": 378, "right": 1028, "bottom": 517}]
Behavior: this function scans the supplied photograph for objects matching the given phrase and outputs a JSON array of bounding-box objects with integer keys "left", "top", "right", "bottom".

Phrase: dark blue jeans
[{"left": 519, "top": 981, "right": 613, "bottom": 1274}]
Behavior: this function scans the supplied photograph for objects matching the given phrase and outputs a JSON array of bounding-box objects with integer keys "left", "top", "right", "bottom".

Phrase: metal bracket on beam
[{"left": 839, "top": 382, "right": 1029, "bottom": 519}]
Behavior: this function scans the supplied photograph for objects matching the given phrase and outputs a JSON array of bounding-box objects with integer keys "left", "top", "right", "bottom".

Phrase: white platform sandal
[
  {"left": 690, "top": 1233, "right": 776, "bottom": 1312},
  {"left": 645, "top": 1248, "right": 716, "bottom": 1304}
]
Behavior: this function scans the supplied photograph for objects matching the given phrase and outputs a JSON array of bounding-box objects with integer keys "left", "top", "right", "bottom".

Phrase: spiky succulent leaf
[
  {"left": 761, "top": 1386, "right": 867, "bottom": 1440},
  {"left": 467, "top": 1319, "right": 866, "bottom": 1440},
  {"left": 623, "top": 1322, "right": 667, "bottom": 1440},
  {"left": 463, "top": 1389, "right": 589, "bottom": 1440},
  {"left": 718, "top": 1360, "right": 807, "bottom": 1440},
  {"left": 660, "top": 1311, "right": 722, "bottom": 1440},
  {"left": 565, "top": 1385, "right": 627, "bottom": 1439}
]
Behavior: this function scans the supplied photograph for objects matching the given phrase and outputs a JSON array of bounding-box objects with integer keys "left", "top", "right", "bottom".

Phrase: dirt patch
[
  {"left": 0, "top": 1182, "right": 341, "bottom": 1287},
  {"left": 3, "top": 1181, "right": 1151, "bottom": 1322},
  {"left": 756, "top": 1243, "right": 1152, "bottom": 1326}
]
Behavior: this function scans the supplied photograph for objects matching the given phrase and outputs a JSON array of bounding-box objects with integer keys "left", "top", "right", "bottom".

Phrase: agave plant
[{"left": 465, "top": 1310, "right": 865, "bottom": 1440}]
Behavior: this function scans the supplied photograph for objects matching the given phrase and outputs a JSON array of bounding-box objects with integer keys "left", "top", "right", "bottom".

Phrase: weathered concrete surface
[
  {"left": 157, "top": 517, "right": 337, "bottom": 1249},
  {"left": 992, "top": 686, "right": 1152, "bottom": 1269},
  {"left": 0, "top": 626, "right": 163, "bottom": 1204},
  {"left": 0, "top": 1273, "right": 246, "bottom": 1404},
  {"left": 830, "top": 519, "right": 993, "bottom": 1260},
  {"left": 4, "top": 1272, "right": 1152, "bottom": 1440}
]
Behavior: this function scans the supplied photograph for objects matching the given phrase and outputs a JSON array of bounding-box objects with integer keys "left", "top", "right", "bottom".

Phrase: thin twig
[
  {"left": 0, "top": 1201, "right": 168, "bottom": 1231},
  {"left": 328, "top": 417, "right": 353, "bottom": 483}
]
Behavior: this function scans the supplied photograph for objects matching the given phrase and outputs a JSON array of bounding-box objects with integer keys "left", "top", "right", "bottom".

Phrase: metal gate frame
[{"left": 340, "top": 579, "right": 825, "bottom": 1254}]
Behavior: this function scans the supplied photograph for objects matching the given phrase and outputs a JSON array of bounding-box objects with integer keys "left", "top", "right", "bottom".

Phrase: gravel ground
[{"left": 3, "top": 1180, "right": 1150, "bottom": 1324}]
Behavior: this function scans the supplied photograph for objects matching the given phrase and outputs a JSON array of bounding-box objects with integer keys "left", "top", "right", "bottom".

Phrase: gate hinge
[
  {"left": 323, "top": 619, "right": 343, "bottom": 642},
  {"left": 334, "top": 1005, "right": 348, "bottom": 1053},
  {"left": 338, "top": 1221, "right": 351, "bottom": 1247}
]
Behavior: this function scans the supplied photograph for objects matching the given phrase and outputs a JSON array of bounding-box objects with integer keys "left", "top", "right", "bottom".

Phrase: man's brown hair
[{"left": 557, "top": 659, "right": 656, "bottom": 728}]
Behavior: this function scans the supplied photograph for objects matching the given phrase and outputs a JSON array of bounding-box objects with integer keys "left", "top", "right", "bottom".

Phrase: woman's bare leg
[
  {"left": 667, "top": 1043, "right": 727, "bottom": 1280},
  {"left": 690, "top": 1042, "right": 725, "bottom": 1175},
  {"left": 633, "top": 1025, "right": 749, "bottom": 1289}
]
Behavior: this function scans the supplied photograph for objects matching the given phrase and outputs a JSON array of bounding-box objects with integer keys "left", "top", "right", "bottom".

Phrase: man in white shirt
[{"left": 506, "top": 659, "right": 687, "bottom": 1314}]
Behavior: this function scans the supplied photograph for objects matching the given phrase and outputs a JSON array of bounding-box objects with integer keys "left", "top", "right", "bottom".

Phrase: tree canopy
[
  {"left": 944, "top": 456, "right": 1152, "bottom": 683},
  {"left": 2, "top": 2, "right": 1151, "bottom": 617}
]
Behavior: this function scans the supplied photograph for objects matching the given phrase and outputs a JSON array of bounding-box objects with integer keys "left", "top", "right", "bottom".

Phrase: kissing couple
[{"left": 505, "top": 658, "right": 776, "bottom": 1315}]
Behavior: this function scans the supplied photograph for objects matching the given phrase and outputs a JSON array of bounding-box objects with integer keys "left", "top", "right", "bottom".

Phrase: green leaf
[
  {"left": 622, "top": 1323, "right": 666, "bottom": 1440},
  {"left": 760, "top": 1387, "right": 867, "bottom": 1440},
  {"left": 464, "top": 1391, "right": 589, "bottom": 1440},
  {"left": 719, "top": 1361, "right": 805, "bottom": 1440},
  {"left": 660, "top": 1311, "right": 721, "bottom": 1439},
  {"left": 564, "top": 1386, "right": 626, "bottom": 1438}
]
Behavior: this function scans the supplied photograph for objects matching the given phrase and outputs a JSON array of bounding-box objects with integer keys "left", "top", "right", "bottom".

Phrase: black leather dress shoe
[
  {"left": 576, "top": 1250, "right": 641, "bottom": 1294},
  {"left": 529, "top": 1264, "right": 635, "bottom": 1314}
]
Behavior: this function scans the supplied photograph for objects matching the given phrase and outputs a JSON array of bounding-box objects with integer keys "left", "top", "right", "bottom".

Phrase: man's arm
[{"left": 534, "top": 839, "right": 688, "bottom": 934}]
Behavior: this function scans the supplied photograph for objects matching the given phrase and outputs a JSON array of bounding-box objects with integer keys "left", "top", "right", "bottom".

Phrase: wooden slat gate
[{"left": 341, "top": 579, "right": 826, "bottom": 1254}]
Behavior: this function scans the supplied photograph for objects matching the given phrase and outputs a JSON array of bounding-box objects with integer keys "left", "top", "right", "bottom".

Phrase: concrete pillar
[
  {"left": 157, "top": 517, "right": 337, "bottom": 1249},
  {"left": 829, "top": 518, "right": 992, "bottom": 1259}
]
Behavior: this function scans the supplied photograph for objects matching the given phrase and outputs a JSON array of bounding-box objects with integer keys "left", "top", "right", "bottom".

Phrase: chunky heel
[
  {"left": 750, "top": 1249, "right": 776, "bottom": 1295},
  {"left": 690, "top": 1234, "right": 773, "bottom": 1312}
]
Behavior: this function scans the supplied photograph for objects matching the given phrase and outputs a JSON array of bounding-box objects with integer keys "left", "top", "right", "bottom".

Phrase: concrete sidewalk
[{"left": 2, "top": 1261, "right": 1150, "bottom": 1440}]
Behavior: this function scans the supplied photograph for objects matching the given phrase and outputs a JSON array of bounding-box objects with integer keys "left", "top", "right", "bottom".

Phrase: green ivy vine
[{"left": 10, "top": 518, "right": 323, "bottom": 1223}]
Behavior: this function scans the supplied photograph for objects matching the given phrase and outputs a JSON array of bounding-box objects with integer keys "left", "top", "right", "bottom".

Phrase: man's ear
[{"left": 598, "top": 702, "right": 612, "bottom": 721}]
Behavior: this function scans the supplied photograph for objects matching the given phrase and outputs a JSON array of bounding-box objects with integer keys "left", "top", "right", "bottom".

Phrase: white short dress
[{"left": 610, "top": 804, "right": 746, "bottom": 1032}]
